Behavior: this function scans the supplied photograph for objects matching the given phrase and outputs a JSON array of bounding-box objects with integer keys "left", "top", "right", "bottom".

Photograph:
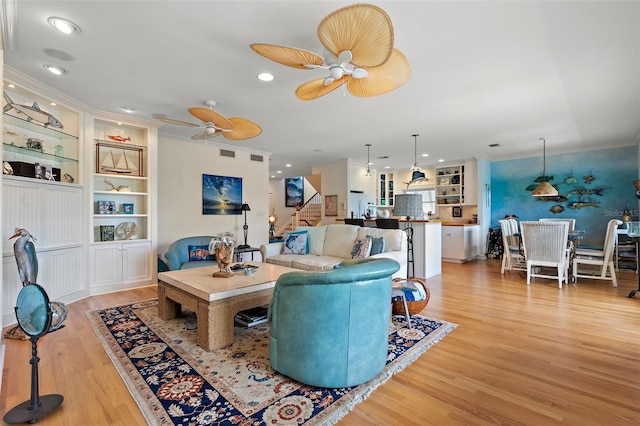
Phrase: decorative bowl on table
[
  {"left": 244, "top": 267, "right": 257, "bottom": 276},
  {"left": 627, "top": 221, "right": 640, "bottom": 237}
]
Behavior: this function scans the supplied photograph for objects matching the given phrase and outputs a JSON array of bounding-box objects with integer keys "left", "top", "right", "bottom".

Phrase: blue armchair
[
  {"left": 268, "top": 257, "right": 400, "bottom": 388},
  {"left": 164, "top": 236, "right": 217, "bottom": 271}
]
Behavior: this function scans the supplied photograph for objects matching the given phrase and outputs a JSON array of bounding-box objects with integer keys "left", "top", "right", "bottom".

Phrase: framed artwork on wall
[
  {"left": 452, "top": 206, "right": 462, "bottom": 217},
  {"left": 202, "top": 174, "right": 243, "bottom": 215},
  {"left": 325, "top": 194, "right": 338, "bottom": 216},
  {"left": 285, "top": 176, "right": 304, "bottom": 207}
]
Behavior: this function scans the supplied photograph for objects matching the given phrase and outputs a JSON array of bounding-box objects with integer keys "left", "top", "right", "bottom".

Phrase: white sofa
[{"left": 259, "top": 224, "right": 407, "bottom": 279}]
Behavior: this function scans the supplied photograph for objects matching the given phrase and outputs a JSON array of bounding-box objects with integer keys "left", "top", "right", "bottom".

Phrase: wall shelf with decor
[
  {"left": 2, "top": 83, "right": 80, "bottom": 184},
  {"left": 435, "top": 165, "right": 464, "bottom": 206},
  {"left": 88, "top": 116, "right": 157, "bottom": 294}
]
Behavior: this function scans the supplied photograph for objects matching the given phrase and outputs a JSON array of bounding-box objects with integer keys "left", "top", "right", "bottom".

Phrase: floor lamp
[
  {"left": 394, "top": 194, "right": 423, "bottom": 279},
  {"left": 238, "top": 203, "right": 251, "bottom": 249}
]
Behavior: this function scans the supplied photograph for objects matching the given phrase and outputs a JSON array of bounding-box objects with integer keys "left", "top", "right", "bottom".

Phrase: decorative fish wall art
[{"left": 526, "top": 169, "right": 608, "bottom": 213}]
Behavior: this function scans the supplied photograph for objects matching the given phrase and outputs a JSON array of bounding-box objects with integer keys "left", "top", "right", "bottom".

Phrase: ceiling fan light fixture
[{"left": 532, "top": 137, "right": 559, "bottom": 197}]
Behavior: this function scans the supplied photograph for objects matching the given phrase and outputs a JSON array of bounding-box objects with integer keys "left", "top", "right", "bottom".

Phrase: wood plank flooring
[{"left": 1, "top": 259, "right": 638, "bottom": 425}]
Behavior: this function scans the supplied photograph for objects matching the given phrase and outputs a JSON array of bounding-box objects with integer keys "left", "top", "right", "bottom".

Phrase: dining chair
[
  {"left": 520, "top": 221, "right": 570, "bottom": 288},
  {"left": 572, "top": 219, "right": 622, "bottom": 287},
  {"left": 539, "top": 218, "right": 576, "bottom": 231},
  {"left": 344, "top": 218, "right": 365, "bottom": 226},
  {"left": 499, "top": 218, "right": 525, "bottom": 274}
]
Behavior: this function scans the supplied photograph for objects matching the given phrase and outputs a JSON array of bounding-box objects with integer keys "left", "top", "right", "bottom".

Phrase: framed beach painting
[
  {"left": 202, "top": 174, "right": 243, "bottom": 215},
  {"left": 285, "top": 176, "right": 304, "bottom": 207}
]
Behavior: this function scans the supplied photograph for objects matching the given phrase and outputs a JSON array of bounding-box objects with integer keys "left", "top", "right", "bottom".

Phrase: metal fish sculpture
[
  {"left": 538, "top": 194, "right": 568, "bottom": 203},
  {"left": 3, "top": 91, "right": 63, "bottom": 129},
  {"left": 564, "top": 170, "right": 578, "bottom": 185},
  {"left": 525, "top": 184, "right": 539, "bottom": 191},
  {"left": 534, "top": 175, "right": 554, "bottom": 183},
  {"left": 583, "top": 171, "right": 595, "bottom": 184},
  {"left": 550, "top": 204, "right": 565, "bottom": 213},
  {"left": 567, "top": 197, "right": 600, "bottom": 209},
  {"left": 567, "top": 186, "right": 607, "bottom": 196}
]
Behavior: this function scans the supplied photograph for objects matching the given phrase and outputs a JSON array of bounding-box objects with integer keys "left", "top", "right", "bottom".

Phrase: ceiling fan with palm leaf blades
[
  {"left": 157, "top": 100, "right": 262, "bottom": 140},
  {"left": 251, "top": 3, "right": 410, "bottom": 101}
]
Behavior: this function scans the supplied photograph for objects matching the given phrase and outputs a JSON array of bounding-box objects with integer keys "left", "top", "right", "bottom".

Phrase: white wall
[
  {"left": 313, "top": 159, "right": 348, "bottom": 224},
  {"left": 268, "top": 177, "right": 316, "bottom": 231},
  {"left": 157, "top": 136, "right": 269, "bottom": 260}
]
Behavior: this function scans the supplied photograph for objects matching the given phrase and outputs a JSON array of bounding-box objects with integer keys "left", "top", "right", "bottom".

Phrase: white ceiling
[{"left": 3, "top": 1, "right": 639, "bottom": 179}]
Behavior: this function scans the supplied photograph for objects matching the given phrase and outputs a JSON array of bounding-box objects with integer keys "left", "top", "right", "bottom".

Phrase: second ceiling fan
[{"left": 157, "top": 100, "right": 262, "bottom": 141}]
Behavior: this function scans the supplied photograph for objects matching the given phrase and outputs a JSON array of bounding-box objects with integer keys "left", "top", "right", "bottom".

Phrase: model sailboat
[{"left": 101, "top": 149, "right": 138, "bottom": 174}]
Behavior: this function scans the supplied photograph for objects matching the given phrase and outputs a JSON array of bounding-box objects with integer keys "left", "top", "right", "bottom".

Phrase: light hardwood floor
[{"left": 1, "top": 259, "right": 639, "bottom": 425}]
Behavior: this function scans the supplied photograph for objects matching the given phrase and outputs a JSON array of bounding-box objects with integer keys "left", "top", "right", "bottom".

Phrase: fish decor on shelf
[
  {"left": 2, "top": 91, "right": 63, "bottom": 128},
  {"left": 108, "top": 135, "right": 131, "bottom": 143}
]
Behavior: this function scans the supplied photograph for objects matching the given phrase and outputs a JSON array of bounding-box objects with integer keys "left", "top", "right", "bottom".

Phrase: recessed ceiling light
[
  {"left": 421, "top": 153, "right": 429, "bottom": 157},
  {"left": 285, "top": 164, "right": 291, "bottom": 167},
  {"left": 50, "top": 102, "right": 56, "bottom": 106},
  {"left": 277, "top": 170, "right": 282, "bottom": 174},
  {"left": 385, "top": 166, "right": 391, "bottom": 169},
  {"left": 257, "top": 72, "right": 274, "bottom": 82},
  {"left": 121, "top": 106, "right": 136, "bottom": 113},
  {"left": 7, "top": 84, "right": 15, "bottom": 88},
  {"left": 438, "top": 159, "right": 445, "bottom": 162},
  {"left": 47, "top": 17, "right": 81, "bottom": 34},
  {"left": 43, "top": 64, "right": 66, "bottom": 75},
  {"left": 271, "top": 175, "right": 275, "bottom": 178}
]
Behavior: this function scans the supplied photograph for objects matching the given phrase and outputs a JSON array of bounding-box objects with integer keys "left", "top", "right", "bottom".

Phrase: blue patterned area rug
[{"left": 87, "top": 300, "right": 456, "bottom": 425}]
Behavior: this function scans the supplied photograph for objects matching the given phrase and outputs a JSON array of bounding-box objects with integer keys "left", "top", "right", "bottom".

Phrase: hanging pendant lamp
[
  {"left": 364, "top": 144, "right": 372, "bottom": 177},
  {"left": 410, "top": 134, "right": 426, "bottom": 181},
  {"left": 531, "top": 137, "right": 558, "bottom": 197}
]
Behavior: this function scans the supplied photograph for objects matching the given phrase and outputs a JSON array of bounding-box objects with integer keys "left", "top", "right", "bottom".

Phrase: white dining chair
[
  {"left": 520, "top": 221, "right": 570, "bottom": 288},
  {"left": 572, "top": 219, "right": 622, "bottom": 287},
  {"left": 499, "top": 219, "right": 525, "bottom": 274},
  {"left": 539, "top": 218, "right": 576, "bottom": 231}
]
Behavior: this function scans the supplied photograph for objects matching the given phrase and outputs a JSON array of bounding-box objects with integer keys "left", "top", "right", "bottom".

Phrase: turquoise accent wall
[{"left": 491, "top": 146, "right": 637, "bottom": 246}]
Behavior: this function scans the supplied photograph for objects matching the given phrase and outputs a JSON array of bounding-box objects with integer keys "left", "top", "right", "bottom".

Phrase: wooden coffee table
[{"left": 157, "top": 262, "right": 296, "bottom": 350}]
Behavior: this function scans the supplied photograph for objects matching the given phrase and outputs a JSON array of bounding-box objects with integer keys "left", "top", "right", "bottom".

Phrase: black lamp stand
[{"left": 238, "top": 203, "right": 251, "bottom": 249}]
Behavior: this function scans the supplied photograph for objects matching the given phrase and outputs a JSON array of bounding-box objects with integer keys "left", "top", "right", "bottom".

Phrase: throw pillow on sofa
[
  {"left": 351, "top": 238, "right": 372, "bottom": 259},
  {"left": 367, "top": 236, "right": 385, "bottom": 255},
  {"left": 188, "top": 245, "right": 214, "bottom": 261},
  {"left": 283, "top": 231, "right": 309, "bottom": 254}
]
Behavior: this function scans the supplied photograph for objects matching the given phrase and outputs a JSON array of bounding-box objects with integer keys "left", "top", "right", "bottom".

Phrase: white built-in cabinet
[
  {"left": 1, "top": 67, "right": 158, "bottom": 327},
  {"left": 435, "top": 159, "right": 477, "bottom": 207},
  {"left": 87, "top": 115, "right": 157, "bottom": 294}
]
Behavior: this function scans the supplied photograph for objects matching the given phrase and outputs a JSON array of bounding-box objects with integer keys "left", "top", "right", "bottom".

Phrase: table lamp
[
  {"left": 393, "top": 194, "right": 423, "bottom": 279},
  {"left": 238, "top": 203, "right": 251, "bottom": 249}
]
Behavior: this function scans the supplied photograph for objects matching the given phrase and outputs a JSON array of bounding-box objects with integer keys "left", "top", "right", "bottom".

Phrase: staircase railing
[{"left": 274, "top": 192, "right": 322, "bottom": 236}]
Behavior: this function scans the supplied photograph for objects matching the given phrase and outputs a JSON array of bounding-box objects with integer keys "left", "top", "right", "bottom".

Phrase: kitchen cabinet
[
  {"left": 435, "top": 159, "right": 477, "bottom": 207},
  {"left": 441, "top": 225, "right": 480, "bottom": 263},
  {"left": 378, "top": 172, "right": 394, "bottom": 206},
  {"left": 349, "top": 163, "right": 376, "bottom": 201}
]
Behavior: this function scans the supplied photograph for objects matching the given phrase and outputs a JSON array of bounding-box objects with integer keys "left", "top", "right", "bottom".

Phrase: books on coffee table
[{"left": 234, "top": 305, "right": 269, "bottom": 327}]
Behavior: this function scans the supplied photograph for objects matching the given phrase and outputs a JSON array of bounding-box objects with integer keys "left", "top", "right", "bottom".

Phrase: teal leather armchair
[{"left": 268, "top": 257, "right": 400, "bottom": 388}]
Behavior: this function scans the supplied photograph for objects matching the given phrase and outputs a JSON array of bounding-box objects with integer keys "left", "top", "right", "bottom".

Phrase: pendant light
[
  {"left": 531, "top": 137, "right": 558, "bottom": 197},
  {"left": 364, "top": 144, "right": 372, "bottom": 177},
  {"left": 410, "top": 134, "right": 426, "bottom": 181}
]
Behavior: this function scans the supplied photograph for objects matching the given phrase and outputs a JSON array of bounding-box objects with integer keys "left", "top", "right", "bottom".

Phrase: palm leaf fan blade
[
  {"left": 188, "top": 107, "right": 233, "bottom": 130},
  {"left": 223, "top": 118, "right": 262, "bottom": 140},
  {"left": 156, "top": 117, "right": 200, "bottom": 127},
  {"left": 347, "top": 49, "right": 411, "bottom": 97},
  {"left": 250, "top": 44, "right": 323, "bottom": 69},
  {"left": 295, "top": 78, "right": 347, "bottom": 101},
  {"left": 318, "top": 3, "right": 393, "bottom": 67}
]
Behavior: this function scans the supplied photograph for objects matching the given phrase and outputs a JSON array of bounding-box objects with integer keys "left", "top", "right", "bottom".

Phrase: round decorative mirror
[{"left": 15, "top": 283, "right": 51, "bottom": 337}]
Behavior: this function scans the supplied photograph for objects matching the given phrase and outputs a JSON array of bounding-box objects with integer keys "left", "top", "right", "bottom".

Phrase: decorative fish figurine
[
  {"left": 534, "top": 175, "right": 554, "bottom": 183},
  {"left": 3, "top": 91, "right": 63, "bottom": 128},
  {"left": 538, "top": 194, "right": 568, "bottom": 203},
  {"left": 108, "top": 135, "right": 131, "bottom": 143},
  {"left": 525, "top": 184, "right": 538, "bottom": 191},
  {"left": 550, "top": 204, "right": 565, "bottom": 213},
  {"left": 564, "top": 170, "right": 578, "bottom": 185},
  {"left": 583, "top": 171, "right": 595, "bottom": 184},
  {"left": 567, "top": 197, "right": 599, "bottom": 209},
  {"left": 567, "top": 186, "right": 607, "bottom": 196}
]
